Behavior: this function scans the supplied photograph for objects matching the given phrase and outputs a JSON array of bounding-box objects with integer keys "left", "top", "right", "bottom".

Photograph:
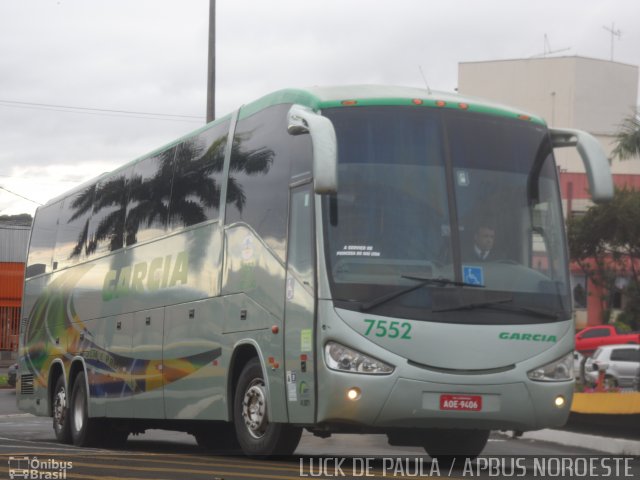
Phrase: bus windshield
[{"left": 322, "top": 106, "right": 571, "bottom": 325}]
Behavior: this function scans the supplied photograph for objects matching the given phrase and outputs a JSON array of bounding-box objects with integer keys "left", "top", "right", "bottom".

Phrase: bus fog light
[
  {"left": 347, "top": 388, "right": 361, "bottom": 401},
  {"left": 527, "top": 352, "right": 574, "bottom": 382},
  {"left": 325, "top": 342, "right": 394, "bottom": 375},
  {"left": 554, "top": 396, "right": 566, "bottom": 408}
]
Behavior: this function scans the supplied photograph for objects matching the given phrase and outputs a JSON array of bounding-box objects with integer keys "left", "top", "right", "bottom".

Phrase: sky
[{"left": 1, "top": 0, "right": 639, "bottom": 216}]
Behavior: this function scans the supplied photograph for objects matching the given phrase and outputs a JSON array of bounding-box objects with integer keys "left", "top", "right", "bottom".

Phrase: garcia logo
[
  {"left": 499, "top": 331, "right": 557, "bottom": 342},
  {"left": 102, "top": 251, "right": 189, "bottom": 301}
]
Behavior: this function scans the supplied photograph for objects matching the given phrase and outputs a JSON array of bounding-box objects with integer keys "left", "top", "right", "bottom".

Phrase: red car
[{"left": 575, "top": 325, "right": 640, "bottom": 356}]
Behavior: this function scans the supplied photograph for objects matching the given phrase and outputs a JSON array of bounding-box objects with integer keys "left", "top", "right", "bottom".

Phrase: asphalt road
[{"left": 0, "top": 387, "right": 638, "bottom": 479}]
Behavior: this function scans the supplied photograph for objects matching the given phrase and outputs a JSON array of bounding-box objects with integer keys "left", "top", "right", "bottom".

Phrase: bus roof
[{"left": 239, "top": 85, "right": 546, "bottom": 125}]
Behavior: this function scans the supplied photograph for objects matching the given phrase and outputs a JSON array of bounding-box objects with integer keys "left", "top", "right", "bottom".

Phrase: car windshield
[{"left": 321, "top": 106, "right": 571, "bottom": 325}]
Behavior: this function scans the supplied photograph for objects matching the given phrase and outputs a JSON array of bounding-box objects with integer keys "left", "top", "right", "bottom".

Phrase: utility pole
[
  {"left": 603, "top": 23, "right": 621, "bottom": 62},
  {"left": 206, "top": 0, "right": 216, "bottom": 123}
]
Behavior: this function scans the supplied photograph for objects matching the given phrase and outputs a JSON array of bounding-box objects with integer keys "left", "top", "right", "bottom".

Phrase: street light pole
[{"left": 206, "top": 0, "right": 216, "bottom": 123}]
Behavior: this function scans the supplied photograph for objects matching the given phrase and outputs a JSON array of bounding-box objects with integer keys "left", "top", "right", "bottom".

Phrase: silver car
[{"left": 585, "top": 345, "right": 640, "bottom": 388}]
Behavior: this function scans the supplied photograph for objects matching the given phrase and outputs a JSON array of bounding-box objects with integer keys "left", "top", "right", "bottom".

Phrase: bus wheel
[
  {"left": 233, "top": 358, "right": 302, "bottom": 457},
  {"left": 422, "top": 428, "right": 490, "bottom": 465},
  {"left": 52, "top": 376, "right": 72, "bottom": 444},
  {"left": 69, "top": 372, "right": 101, "bottom": 447}
]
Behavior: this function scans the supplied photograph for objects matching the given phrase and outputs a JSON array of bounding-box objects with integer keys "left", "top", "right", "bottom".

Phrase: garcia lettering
[
  {"left": 103, "top": 251, "right": 189, "bottom": 301},
  {"left": 499, "top": 331, "right": 557, "bottom": 342}
]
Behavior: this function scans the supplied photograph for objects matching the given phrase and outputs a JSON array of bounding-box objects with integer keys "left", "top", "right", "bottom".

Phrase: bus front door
[{"left": 283, "top": 184, "right": 316, "bottom": 424}]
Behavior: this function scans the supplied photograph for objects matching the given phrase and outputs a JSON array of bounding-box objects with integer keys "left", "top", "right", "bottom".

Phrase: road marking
[
  {"left": 0, "top": 469, "right": 147, "bottom": 480},
  {"left": 76, "top": 453, "right": 304, "bottom": 473}
]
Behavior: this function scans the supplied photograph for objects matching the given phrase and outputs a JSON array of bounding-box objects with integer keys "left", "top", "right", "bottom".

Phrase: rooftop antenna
[
  {"left": 531, "top": 34, "right": 570, "bottom": 58},
  {"left": 603, "top": 23, "right": 622, "bottom": 61},
  {"left": 418, "top": 66, "right": 432, "bottom": 95}
]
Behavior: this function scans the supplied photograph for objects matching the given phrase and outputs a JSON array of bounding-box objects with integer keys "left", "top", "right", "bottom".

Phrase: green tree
[
  {"left": 567, "top": 188, "right": 640, "bottom": 329},
  {"left": 612, "top": 108, "right": 640, "bottom": 160},
  {"left": 0, "top": 213, "right": 32, "bottom": 226}
]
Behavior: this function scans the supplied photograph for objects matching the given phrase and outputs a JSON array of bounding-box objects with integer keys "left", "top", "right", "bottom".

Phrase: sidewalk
[{"left": 520, "top": 403, "right": 640, "bottom": 455}]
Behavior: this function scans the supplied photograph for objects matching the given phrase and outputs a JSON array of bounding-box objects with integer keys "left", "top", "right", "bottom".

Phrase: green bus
[{"left": 17, "top": 85, "right": 612, "bottom": 460}]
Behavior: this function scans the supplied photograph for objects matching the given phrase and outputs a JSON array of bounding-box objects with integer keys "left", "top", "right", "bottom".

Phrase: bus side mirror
[
  {"left": 287, "top": 104, "right": 338, "bottom": 194},
  {"left": 549, "top": 128, "right": 613, "bottom": 203}
]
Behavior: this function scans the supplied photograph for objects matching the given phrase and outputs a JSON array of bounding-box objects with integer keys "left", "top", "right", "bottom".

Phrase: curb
[
  {"left": 522, "top": 429, "right": 640, "bottom": 455},
  {"left": 572, "top": 392, "right": 640, "bottom": 414}
]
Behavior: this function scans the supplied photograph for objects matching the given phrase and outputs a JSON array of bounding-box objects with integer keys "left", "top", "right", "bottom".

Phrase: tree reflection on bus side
[{"left": 66, "top": 130, "right": 274, "bottom": 260}]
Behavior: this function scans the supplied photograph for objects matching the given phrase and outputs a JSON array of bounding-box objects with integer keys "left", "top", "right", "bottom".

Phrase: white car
[
  {"left": 573, "top": 351, "right": 585, "bottom": 382},
  {"left": 585, "top": 344, "right": 640, "bottom": 388}
]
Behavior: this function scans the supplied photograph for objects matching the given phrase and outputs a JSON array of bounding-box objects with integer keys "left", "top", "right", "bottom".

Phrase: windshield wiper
[
  {"left": 433, "top": 299, "right": 560, "bottom": 320},
  {"left": 359, "top": 275, "right": 483, "bottom": 313},
  {"left": 401, "top": 275, "right": 484, "bottom": 287}
]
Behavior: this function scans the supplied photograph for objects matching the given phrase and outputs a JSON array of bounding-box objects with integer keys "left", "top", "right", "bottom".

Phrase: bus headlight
[
  {"left": 325, "top": 342, "right": 394, "bottom": 375},
  {"left": 527, "top": 352, "right": 574, "bottom": 382}
]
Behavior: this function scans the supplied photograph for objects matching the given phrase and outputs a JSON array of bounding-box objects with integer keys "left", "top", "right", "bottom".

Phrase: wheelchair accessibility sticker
[{"left": 463, "top": 266, "right": 484, "bottom": 286}]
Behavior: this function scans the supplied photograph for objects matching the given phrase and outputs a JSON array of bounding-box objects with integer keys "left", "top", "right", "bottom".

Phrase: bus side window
[
  {"left": 53, "top": 185, "right": 96, "bottom": 269},
  {"left": 169, "top": 119, "right": 229, "bottom": 229},
  {"left": 225, "top": 104, "right": 312, "bottom": 261},
  {"left": 25, "top": 202, "right": 62, "bottom": 277},
  {"left": 86, "top": 170, "right": 131, "bottom": 257},
  {"left": 288, "top": 189, "right": 314, "bottom": 288},
  {"left": 125, "top": 148, "right": 177, "bottom": 246}
]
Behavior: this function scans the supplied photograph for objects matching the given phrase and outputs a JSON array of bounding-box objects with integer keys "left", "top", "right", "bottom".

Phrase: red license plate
[{"left": 440, "top": 394, "right": 482, "bottom": 411}]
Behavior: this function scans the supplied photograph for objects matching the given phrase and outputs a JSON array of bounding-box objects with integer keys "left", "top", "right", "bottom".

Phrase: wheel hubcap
[
  {"left": 53, "top": 388, "right": 66, "bottom": 431},
  {"left": 73, "top": 388, "right": 84, "bottom": 432},
  {"left": 242, "top": 379, "right": 267, "bottom": 439}
]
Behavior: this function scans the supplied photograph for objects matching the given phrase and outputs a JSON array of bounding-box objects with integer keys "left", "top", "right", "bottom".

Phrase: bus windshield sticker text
[
  {"left": 364, "top": 319, "right": 412, "bottom": 340},
  {"left": 336, "top": 245, "right": 381, "bottom": 257},
  {"left": 103, "top": 251, "right": 189, "bottom": 301}
]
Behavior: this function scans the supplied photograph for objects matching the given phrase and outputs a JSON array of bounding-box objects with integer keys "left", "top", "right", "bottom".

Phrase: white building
[{"left": 458, "top": 56, "right": 639, "bottom": 174}]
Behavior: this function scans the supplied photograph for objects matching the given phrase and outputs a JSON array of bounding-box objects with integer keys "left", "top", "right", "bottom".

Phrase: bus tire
[
  {"left": 69, "top": 372, "right": 101, "bottom": 447},
  {"left": 233, "top": 358, "right": 302, "bottom": 457},
  {"left": 422, "top": 428, "right": 490, "bottom": 465},
  {"left": 52, "top": 375, "right": 72, "bottom": 444}
]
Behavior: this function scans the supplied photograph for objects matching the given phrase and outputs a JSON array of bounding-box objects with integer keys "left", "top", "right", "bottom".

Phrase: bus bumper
[{"left": 316, "top": 369, "right": 573, "bottom": 432}]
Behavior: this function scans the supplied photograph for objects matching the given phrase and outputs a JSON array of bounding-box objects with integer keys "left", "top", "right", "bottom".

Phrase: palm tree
[{"left": 612, "top": 108, "right": 640, "bottom": 160}]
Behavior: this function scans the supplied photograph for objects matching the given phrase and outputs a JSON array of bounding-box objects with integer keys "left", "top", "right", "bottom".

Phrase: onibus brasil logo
[{"left": 8, "top": 456, "right": 73, "bottom": 479}]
